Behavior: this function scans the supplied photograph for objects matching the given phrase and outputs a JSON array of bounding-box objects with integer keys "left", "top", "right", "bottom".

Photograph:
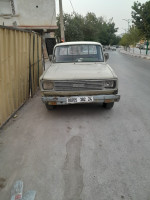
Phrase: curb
[{"left": 119, "top": 50, "right": 150, "bottom": 60}]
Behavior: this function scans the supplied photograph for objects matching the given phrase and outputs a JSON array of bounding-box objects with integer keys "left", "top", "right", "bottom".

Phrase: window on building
[{"left": 0, "top": 0, "right": 15, "bottom": 15}]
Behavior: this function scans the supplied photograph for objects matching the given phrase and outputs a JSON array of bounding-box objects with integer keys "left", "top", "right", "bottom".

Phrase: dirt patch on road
[{"left": 63, "top": 136, "right": 84, "bottom": 200}]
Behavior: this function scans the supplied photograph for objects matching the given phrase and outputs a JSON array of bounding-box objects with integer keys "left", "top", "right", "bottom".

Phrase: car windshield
[{"left": 54, "top": 44, "right": 104, "bottom": 63}]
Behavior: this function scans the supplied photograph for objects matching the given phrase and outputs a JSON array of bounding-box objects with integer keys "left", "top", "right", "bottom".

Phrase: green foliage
[
  {"left": 65, "top": 13, "right": 85, "bottom": 41},
  {"left": 132, "top": 1, "right": 150, "bottom": 39},
  {"left": 55, "top": 12, "right": 120, "bottom": 45},
  {"left": 97, "top": 19, "right": 119, "bottom": 45},
  {"left": 120, "top": 33, "right": 131, "bottom": 47},
  {"left": 83, "top": 12, "right": 99, "bottom": 41},
  {"left": 55, "top": 13, "right": 84, "bottom": 42},
  {"left": 129, "top": 26, "right": 141, "bottom": 45},
  {"left": 120, "top": 26, "right": 141, "bottom": 46}
]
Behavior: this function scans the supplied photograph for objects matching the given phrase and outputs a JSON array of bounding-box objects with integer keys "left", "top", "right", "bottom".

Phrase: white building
[{"left": 0, "top": 0, "right": 57, "bottom": 32}]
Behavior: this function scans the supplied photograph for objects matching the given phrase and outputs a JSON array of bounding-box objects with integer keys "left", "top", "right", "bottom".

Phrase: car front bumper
[{"left": 41, "top": 94, "right": 120, "bottom": 105}]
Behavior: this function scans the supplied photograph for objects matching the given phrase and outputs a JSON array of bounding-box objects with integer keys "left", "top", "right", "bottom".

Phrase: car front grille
[{"left": 54, "top": 80, "right": 105, "bottom": 91}]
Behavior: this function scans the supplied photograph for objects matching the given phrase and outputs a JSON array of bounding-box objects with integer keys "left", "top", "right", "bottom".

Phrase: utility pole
[{"left": 59, "top": 0, "right": 65, "bottom": 42}]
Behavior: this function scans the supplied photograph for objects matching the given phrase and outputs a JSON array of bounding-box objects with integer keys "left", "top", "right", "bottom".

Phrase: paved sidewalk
[{"left": 120, "top": 49, "right": 150, "bottom": 60}]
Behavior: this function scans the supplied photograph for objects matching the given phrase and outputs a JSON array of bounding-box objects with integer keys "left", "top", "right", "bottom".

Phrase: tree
[
  {"left": 83, "top": 12, "right": 99, "bottom": 41},
  {"left": 120, "top": 26, "right": 140, "bottom": 49},
  {"left": 65, "top": 13, "right": 85, "bottom": 41},
  {"left": 128, "top": 26, "right": 141, "bottom": 46},
  {"left": 120, "top": 33, "right": 131, "bottom": 47},
  {"left": 55, "top": 12, "right": 120, "bottom": 45},
  {"left": 55, "top": 13, "right": 84, "bottom": 42},
  {"left": 132, "top": 1, "right": 150, "bottom": 39}
]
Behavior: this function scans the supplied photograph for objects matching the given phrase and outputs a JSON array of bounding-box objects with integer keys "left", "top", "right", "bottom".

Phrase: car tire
[
  {"left": 103, "top": 102, "right": 114, "bottom": 109},
  {"left": 45, "top": 103, "right": 55, "bottom": 110}
]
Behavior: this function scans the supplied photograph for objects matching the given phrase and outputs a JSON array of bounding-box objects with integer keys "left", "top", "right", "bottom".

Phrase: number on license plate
[{"left": 67, "top": 96, "right": 93, "bottom": 104}]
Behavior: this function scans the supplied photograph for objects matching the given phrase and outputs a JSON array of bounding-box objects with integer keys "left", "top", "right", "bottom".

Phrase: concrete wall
[{"left": 0, "top": 0, "right": 57, "bottom": 29}]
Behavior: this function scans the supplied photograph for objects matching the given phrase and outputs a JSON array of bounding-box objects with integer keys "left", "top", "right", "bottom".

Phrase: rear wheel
[{"left": 103, "top": 102, "right": 114, "bottom": 109}]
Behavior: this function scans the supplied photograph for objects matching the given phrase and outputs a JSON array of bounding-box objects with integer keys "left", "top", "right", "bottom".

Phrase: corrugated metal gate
[{"left": 0, "top": 26, "right": 43, "bottom": 127}]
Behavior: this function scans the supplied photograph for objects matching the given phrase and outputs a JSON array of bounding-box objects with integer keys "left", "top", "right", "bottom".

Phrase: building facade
[{"left": 0, "top": 0, "right": 57, "bottom": 32}]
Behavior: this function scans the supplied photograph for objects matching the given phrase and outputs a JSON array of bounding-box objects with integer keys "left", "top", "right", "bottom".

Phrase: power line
[{"left": 68, "top": 0, "right": 75, "bottom": 13}]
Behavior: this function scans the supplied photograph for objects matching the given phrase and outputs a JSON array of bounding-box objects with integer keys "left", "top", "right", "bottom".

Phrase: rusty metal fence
[{"left": 0, "top": 26, "right": 43, "bottom": 127}]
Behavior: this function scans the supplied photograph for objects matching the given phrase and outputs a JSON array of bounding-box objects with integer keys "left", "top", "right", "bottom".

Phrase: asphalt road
[{"left": 0, "top": 51, "right": 150, "bottom": 200}]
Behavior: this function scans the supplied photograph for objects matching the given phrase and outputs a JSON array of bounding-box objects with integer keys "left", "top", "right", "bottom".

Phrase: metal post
[
  {"left": 146, "top": 40, "right": 149, "bottom": 55},
  {"left": 127, "top": 21, "right": 129, "bottom": 31},
  {"left": 59, "top": 0, "right": 65, "bottom": 42},
  {"left": 122, "top": 19, "right": 131, "bottom": 31}
]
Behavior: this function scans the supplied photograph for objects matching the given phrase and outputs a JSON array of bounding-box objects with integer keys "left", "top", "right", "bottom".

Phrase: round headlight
[
  {"left": 43, "top": 81, "right": 54, "bottom": 90},
  {"left": 104, "top": 80, "right": 114, "bottom": 88}
]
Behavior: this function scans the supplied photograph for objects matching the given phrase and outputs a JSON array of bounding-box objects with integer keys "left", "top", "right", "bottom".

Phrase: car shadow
[{"left": 44, "top": 103, "right": 115, "bottom": 119}]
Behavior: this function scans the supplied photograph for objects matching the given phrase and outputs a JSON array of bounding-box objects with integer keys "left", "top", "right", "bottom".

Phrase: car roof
[{"left": 55, "top": 41, "right": 102, "bottom": 47}]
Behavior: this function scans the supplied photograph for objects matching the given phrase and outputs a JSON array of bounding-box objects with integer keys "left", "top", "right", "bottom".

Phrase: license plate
[{"left": 67, "top": 96, "right": 93, "bottom": 104}]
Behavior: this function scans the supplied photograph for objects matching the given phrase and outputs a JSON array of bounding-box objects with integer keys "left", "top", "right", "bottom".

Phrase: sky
[{"left": 55, "top": 0, "right": 148, "bottom": 35}]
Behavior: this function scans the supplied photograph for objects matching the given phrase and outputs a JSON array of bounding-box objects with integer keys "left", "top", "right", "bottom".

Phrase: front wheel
[
  {"left": 103, "top": 102, "right": 114, "bottom": 109},
  {"left": 45, "top": 103, "right": 55, "bottom": 110}
]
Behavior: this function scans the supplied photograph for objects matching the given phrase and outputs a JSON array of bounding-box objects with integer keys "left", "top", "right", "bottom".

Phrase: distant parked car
[
  {"left": 111, "top": 46, "right": 116, "bottom": 51},
  {"left": 139, "top": 44, "right": 145, "bottom": 49},
  {"left": 136, "top": 43, "right": 140, "bottom": 48}
]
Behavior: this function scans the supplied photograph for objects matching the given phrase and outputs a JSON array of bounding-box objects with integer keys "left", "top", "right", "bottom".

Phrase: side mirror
[{"left": 104, "top": 53, "right": 109, "bottom": 61}]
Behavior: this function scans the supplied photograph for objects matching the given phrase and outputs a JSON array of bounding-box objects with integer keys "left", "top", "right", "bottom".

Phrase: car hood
[{"left": 42, "top": 62, "right": 117, "bottom": 80}]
